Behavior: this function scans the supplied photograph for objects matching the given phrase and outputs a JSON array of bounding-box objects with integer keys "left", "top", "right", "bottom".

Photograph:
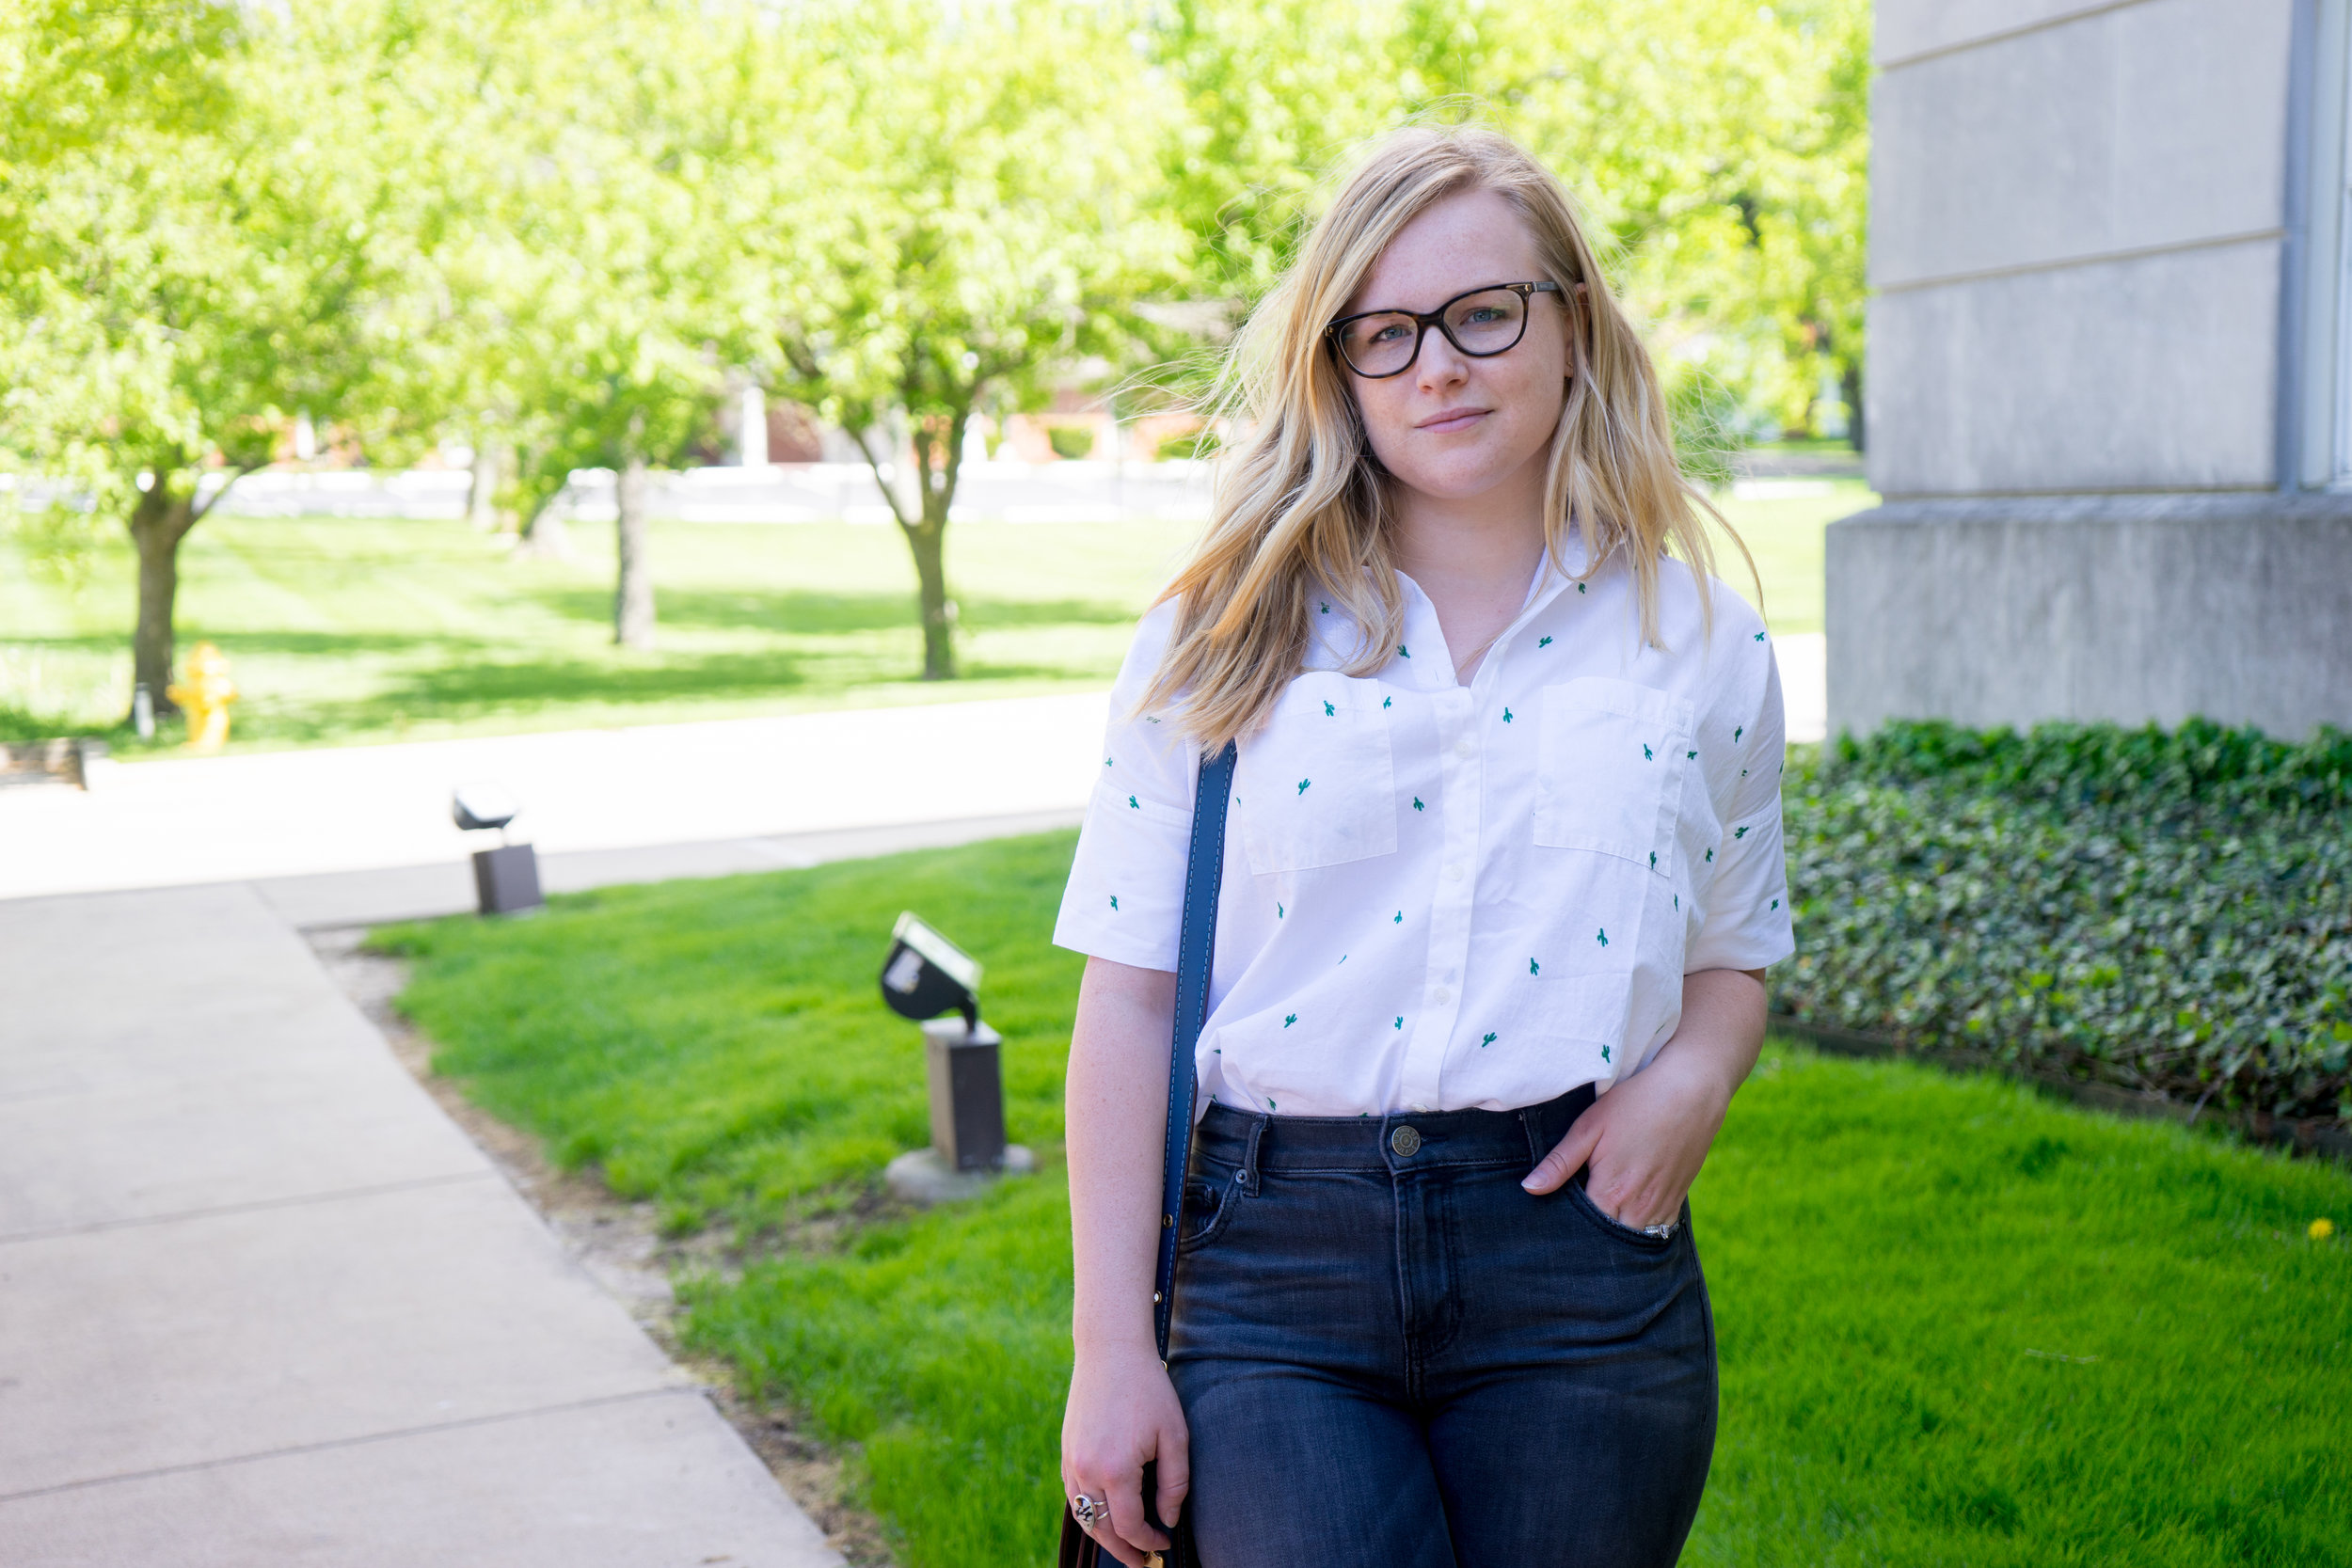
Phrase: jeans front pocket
[
  {"left": 1176, "top": 1175, "right": 1239, "bottom": 1254},
  {"left": 1235, "top": 673, "right": 1398, "bottom": 874},
  {"left": 1568, "top": 1170, "right": 1681, "bottom": 1250},
  {"left": 1534, "top": 676, "right": 1694, "bottom": 876}
]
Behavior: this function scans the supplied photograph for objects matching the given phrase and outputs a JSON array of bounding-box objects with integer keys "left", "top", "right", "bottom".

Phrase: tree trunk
[
  {"left": 902, "top": 515, "right": 954, "bottom": 679},
  {"left": 1841, "top": 359, "right": 1866, "bottom": 454},
  {"left": 613, "top": 453, "right": 654, "bottom": 648},
  {"left": 908, "top": 405, "right": 974, "bottom": 680},
  {"left": 516, "top": 486, "right": 573, "bottom": 561},
  {"left": 851, "top": 401, "right": 975, "bottom": 681},
  {"left": 467, "top": 441, "right": 501, "bottom": 531},
  {"left": 127, "top": 482, "right": 198, "bottom": 721}
]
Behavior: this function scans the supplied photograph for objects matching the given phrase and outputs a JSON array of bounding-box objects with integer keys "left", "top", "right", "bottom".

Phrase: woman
[{"left": 1054, "top": 125, "right": 1792, "bottom": 1568}]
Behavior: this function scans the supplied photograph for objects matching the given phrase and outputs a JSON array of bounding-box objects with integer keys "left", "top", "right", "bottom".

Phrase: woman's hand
[
  {"left": 1521, "top": 968, "right": 1769, "bottom": 1226},
  {"left": 1062, "top": 1342, "right": 1189, "bottom": 1568}
]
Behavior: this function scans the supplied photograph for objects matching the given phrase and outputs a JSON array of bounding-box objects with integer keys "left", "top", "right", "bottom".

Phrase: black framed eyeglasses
[{"left": 1326, "top": 280, "right": 1565, "bottom": 379}]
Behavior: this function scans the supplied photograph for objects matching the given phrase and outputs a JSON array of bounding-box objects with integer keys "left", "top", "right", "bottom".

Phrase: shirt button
[
  {"left": 1444, "top": 863, "right": 1464, "bottom": 881},
  {"left": 1432, "top": 987, "right": 1453, "bottom": 1006},
  {"left": 1454, "top": 737, "right": 1476, "bottom": 758}
]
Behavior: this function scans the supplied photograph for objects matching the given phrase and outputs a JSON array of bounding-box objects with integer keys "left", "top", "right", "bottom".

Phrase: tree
[
  {"left": 351, "top": 0, "right": 755, "bottom": 645},
  {"left": 759, "top": 0, "right": 1190, "bottom": 679},
  {"left": 0, "top": 0, "right": 431, "bottom": 716},
  {"left": 1146, "top": 0, "right": 1872, "bottom": 441}
]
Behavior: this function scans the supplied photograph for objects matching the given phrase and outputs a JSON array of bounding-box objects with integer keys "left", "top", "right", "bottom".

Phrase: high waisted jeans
[{"left": 1167, "top": 1085, "right": 1716, "bottom": 1568}]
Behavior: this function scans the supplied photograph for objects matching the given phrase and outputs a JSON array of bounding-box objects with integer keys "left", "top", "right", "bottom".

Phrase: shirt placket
[
  {"left": 1394, "top": 569, "right": 1569, "bottom": 1113},
  {"left": 1403, "top": 684, "right": 1481, "bottom": 1112}
]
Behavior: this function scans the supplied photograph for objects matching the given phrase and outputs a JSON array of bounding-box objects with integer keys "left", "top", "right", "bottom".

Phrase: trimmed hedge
[{"left": 1777, "top": 720, "right": 2352, "bottom": 1125}]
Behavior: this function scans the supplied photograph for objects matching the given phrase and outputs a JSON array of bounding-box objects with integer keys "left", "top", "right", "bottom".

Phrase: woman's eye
[
  {"left": 1460, "top": 307, "right": 1505, "bottom": 325},
  {"left": 1366, "top": 322, "right": 1410, "bottom": 344}
]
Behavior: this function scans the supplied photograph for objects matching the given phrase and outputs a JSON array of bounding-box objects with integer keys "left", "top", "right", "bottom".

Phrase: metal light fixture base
[{"left": 471, "top": 842, "right": 544, "bottom": 916}]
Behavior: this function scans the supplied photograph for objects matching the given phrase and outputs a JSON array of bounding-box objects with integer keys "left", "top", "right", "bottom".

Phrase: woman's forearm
[
  {"left": 1653, "top": 966, "right": 1771, "bottom": 1106},
  {"left": 1066, "top": 956, "right": 1182, "bottom": 1357}
]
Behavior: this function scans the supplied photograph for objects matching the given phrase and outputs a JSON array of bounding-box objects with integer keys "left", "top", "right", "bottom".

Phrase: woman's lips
[{"left": 1418, "top": 407, "right": 1488, "bottom": 434}]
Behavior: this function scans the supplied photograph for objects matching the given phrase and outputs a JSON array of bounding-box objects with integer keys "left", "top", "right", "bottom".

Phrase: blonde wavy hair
[{"left": 1144, "top": 124, "right": 1748, "bottom": 752}]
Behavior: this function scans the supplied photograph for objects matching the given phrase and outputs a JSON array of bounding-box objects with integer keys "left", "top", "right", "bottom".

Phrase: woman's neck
[{"left": 1389, "top": 452, "right": 1550, "bottom": 684}]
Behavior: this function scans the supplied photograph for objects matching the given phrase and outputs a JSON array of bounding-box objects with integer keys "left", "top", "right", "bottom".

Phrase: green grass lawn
[
  {"left": 378, "top": 829, "right": 2351, "bottom": 1568},
  {"left": 0, "top": 480, "right": 1865, "bottom": 751}
]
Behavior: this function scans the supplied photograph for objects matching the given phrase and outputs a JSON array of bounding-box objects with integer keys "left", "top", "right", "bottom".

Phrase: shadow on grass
[
  {"left": 373, "top": 649, "right": 818, "bottom": 713},
  {"left": 531, "top": 588, "right": 1136, "bottom": 635},
  {"left": 3, "top": 630, "right": 502, "bottom": 657}
]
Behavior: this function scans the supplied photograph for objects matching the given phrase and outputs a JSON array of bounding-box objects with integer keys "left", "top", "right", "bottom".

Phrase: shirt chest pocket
[
  {"left": 1534, "top": 677, "right": 1695, "bottom": 876},
  {"left": 1234, "top": 673, "right": 1398, "bottom": 874}
]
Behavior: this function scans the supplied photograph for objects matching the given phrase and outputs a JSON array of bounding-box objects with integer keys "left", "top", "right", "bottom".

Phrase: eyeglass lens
[{"left": 1336, "top": 287, "right": 1529, "bottom": 377}]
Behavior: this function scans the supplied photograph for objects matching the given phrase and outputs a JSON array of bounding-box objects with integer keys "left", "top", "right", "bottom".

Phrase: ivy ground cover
[
  {"left": 379, "top": 830, "right": 2351, "bottom": 1568},
  {"left": 1779, "top": 721, "right": 2352, "bottom": 1124}
]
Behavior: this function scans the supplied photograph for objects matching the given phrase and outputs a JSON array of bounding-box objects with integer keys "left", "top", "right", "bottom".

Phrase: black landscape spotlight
[
  {"left": 881, "top": 912, "right": 1025, "bottom": 1187},
  {"left": 453, "top": 783, "right": 543, "bottom": 916}
]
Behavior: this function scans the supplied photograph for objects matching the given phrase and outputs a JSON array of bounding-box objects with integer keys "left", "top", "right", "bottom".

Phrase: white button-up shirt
[{"left": 1053, "top": 546, "right": 1795, "bottom": 1117}]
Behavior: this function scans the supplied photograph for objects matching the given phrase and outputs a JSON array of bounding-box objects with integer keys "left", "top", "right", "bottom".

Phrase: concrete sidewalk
[
  {"left": 0, "top": 690, "right": 1113, "bottom": 905},
  {"left": 0, "top": 636, "right": 1821, "bottom": 910},
  {"left": 0, "top": 879, "right": 849, "bottom": 1565}
]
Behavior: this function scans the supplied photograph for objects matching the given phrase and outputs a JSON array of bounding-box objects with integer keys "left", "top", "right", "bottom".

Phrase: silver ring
[
  {"left": 1640, "top": 1219, "right": 1680, "bottom": 1240},
  {"left": 1071, "top": 1494, "right": 1108, "bottom": 1530}
]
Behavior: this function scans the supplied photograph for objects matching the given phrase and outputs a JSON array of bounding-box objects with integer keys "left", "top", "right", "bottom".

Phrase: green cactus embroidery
[
  {"left": 1319, "top": 601, "right": 1330, "bottom": 613},
  {"left": 1382, "top": 695, "right": 1391, "bottom": 709},
  {"left": 1104, "top": 756, "right": 1114, "bottom": 767},
  {"left": 1705, "top": 847, "right": 1714, "bottom": 863},
  {"left": 1268, "top": 1099, "right": 1277, "bottom": 1111},
  {"left": 1128, "top": 795, "right": 1139, "bottom": 809},
  {"left": 1296, "top": 778, "right": 1311, "bottom": 795},
  {"left": 1597, "top": 927, "right": 1609, "bottom": 946},
  {"left": 1277, "top": 903, "right": 1284, "bottom": 918},
  {"left": 1412, "top": 797, "right": 1424, "bottom": 811},
  {"left": 1145, "top": 716, "right": 1160, "bottom": 724},
  {"left": 1648, "top": 850, "right": 1657, "bottom": 869},
  {"left": 1734, "top": 724, "right": 1744, "bottom": 742},
  {"left": 1109, "top": 895, "right": 1119, "bottom": 910},
  {"left": 1399, "top": 644, "right": 1411, "bottom": 658},
  {"left": 1283, "top": 1014, "right": 1296, "bottom": 1028},
  {"left": 1674, "top": 893, "right": 1679, "bottom": 910},
  {"left": 1503, "top": 708, "right": 1514, "bottom": 723},
  {"left": 1392, "top": 911, "right": 1403, "bottom": 924},
  {"left": 1537, "top": 635, "right": 1553, "bottom": 647},
  {"left": 1770, "top": 897, "right": 1780, "bottom": 911},
  {"left": 1740, "top": 768, "right": 1749, "bottom": 778},
  {"left": 1529, "top": 958, "right": 1540, "bottom": 975},
  {"left": 1600, "top": 1043, "right": 1612, "bottom": 1063},
  {"left": 1394, "top": 1016, "right": 1404, "bottom": 1029},
  {"left": 1734, "top": 825, "right": 1750, "bottom": 839},
  {"left": 1577, "top": 581, "right": 1587, "bottom": 594},
  {"left": 1643, "top": 742, "right": 1653, "bottom": 760},
  {"left": 1754, "top": 630, "right": 1765, "bottom": 641},
  {"left": 1686, "top": 749, "right": 1697, "bottom": 760},
  {"left": 1482, "top": 1032, "right": 1497, "bottom": 1047},
  {"left": 1338, "top": 954, "right": 1347, "bottom": 965},
  {"left": 1322, "top": 700, "right": 1336, "bottom": 716}
]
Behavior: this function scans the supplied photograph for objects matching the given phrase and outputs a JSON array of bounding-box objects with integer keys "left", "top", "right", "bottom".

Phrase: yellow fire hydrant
[{"left": 167, "top": 641, "right": 238, "bottom": 752}]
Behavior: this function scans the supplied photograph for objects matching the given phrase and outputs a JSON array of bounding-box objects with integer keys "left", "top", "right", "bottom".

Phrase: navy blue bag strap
[{"left": 1152, "top": 739, "right": 1236, "bottom": 1362}]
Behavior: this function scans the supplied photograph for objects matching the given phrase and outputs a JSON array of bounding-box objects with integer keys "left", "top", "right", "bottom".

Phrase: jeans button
[{"left": 1390, "top": 1124, "right": 1422, "bottom": 1158}]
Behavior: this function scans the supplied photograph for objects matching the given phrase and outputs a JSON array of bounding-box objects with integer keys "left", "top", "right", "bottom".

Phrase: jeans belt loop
[{"left": 1238, "top": 1114, "right": 1269, "bottom": 1196}]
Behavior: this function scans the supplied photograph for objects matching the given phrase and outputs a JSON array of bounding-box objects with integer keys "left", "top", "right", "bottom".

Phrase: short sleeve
[
  {"left": 1686, "top": 635, "right": 1796, "bottom": 974},
  {"left": 1052, "top": 600, "right": 1200, "bottom": 972}
]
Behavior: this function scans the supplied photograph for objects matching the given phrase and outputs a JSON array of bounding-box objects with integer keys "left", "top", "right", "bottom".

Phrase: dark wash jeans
[{"left": 1168, "top": 1085, "right": 1716, "bottom": 1568}]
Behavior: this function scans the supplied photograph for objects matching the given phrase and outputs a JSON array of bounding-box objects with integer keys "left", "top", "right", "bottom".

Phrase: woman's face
[{"left": 1338, "top": 187, "right": 1571, "bottom": 507}]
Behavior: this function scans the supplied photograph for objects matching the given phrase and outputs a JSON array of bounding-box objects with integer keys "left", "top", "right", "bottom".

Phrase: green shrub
[
  {"left": 1778, "top": 719, "right": 2352, "bottom": 1123},
  {"left": 1153, "top": 426, "right": 1218, "bottom": 461},
  {"left": 1045, "top": 425, "right": 1094, "bottom": 461}
]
